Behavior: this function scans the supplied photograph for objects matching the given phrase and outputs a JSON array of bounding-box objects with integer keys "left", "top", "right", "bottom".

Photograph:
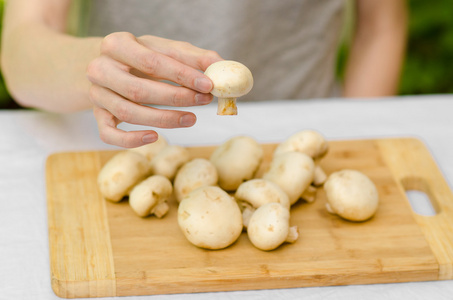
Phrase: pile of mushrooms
[
  {"left": 97, "top": 135, "right": 190, "bottom": 219},
  {"left": 97, "top": 129, "right": 380, "bottom": 252}
]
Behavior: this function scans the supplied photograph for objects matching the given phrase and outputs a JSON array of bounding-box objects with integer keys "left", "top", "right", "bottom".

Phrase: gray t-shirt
[{"left": 81, "top": 0, "right": 345, "bottom": 101}]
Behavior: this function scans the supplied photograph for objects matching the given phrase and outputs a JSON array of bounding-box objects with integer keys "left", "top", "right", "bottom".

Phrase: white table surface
[{"left": 1, "top": 94, "right": 452, "bottom": 300}]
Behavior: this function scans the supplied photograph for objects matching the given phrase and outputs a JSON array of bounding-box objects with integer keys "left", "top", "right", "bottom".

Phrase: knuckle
[
  {"left": 169, "top": 89, "right": 186, "bottom": 107},
  {"left": 120, "top": 134, "right": 140, "bottom": 149},
  {"left": 114, "top": 102, "right": 133, "bottom": 122},
  {"left": 141, "top": 52, "right": 160, "bottom": 75},
  {"left": 125, "top": 81, "right": 146, "bottom": 102},
  {"left": 153, "top": 110, "right": 174, "bottom": 128},
  {"left": 86, "top": 59, "right": 102, "bottom": 83},
  {"left": 175, "top": 67, "right": 189, "bottom": 85},
  {"left": 98, "top": 129, "right": 110, "bottom": 144},
  {"left": 101, "top": 32, "right": 134, "bottom": 54}
]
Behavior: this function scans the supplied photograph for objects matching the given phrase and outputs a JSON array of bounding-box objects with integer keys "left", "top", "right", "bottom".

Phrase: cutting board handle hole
[{"left": 402, "top": 177, "right": 440, "bottom": 216}]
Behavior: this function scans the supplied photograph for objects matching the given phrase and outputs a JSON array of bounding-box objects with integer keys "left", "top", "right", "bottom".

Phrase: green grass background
[{"left": 0, "top": 0, "right": 452, "bottom": 108}]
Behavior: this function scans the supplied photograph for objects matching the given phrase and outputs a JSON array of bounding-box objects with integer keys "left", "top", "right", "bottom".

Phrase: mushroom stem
[
  {"left": 241, "top": 206, "right": 255, "bottom": 229},
  {"left": 286, "top": 226, "right": 299, "bottom": 243},
  {"left": 301, "top": 185, "right": 317, "bottom": 203},
  {"left": 217, "top": 98, "right": 238, "bottom": 115},
  {"left": 152, "top": 202, "right": 170, "bottom": 218},
  {"left": 313, "top": 165, "right": 327, "bottom": 186}
]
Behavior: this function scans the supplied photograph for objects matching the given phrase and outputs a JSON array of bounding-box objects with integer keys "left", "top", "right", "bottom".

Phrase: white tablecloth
[{"left": 1, "top": 95, "right": 452, "bottom": 299}]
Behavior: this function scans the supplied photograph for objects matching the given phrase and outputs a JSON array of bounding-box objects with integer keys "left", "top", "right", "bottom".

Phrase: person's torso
[{"left": 81, "top": 0, "right": 345, "bottom": 101}]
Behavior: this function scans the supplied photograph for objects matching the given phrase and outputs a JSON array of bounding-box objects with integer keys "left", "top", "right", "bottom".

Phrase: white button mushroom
[
  {"left": 128, "top": 135, "right": 168, "bottom": 162},
  {"left": 97, "top": 151, "right": 150, "bottom": 202},
  {"left": 247, "top": 202, "right": 298, "bottom": 251},
  {"left": 323, "top": 169, "right": 379, "bottom": 222},
  {"left": 173, "top": 158, "right": 218, "bottom": 203},
  {"left": 273, "top": 129, "right": 329, "bottom": 159},
  {"left": 235, "top": 178, "right": 290, "bottom": 228},
  {"left": 274, "top": 129, "right": 329, "bottom": 187},
  {"left": 177, "top": 186, "right": 243, "bottom": 250},
  {"left": 262, "top": 152, "right": 315, "bottom": 205},
  {"left": 210, "top": 136, "right": 264, "bottom": 191},
  {"left": 129, "top": 175, "right": 173, "bottom": 218},
  {"left": 149, "top": 145, "right": 190, "bottom": 181},
  {"left": 204, "top": 60, "right": 253, "bottom": 115}
]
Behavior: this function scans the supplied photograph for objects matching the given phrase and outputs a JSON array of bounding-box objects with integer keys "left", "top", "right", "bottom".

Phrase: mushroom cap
[
  {"left": 324, "top": 169, "right": 379, "bottom": 221},
  {"left": 129, "top": 175, "right": 173, "bottom": 217},
  {"left": 274, "top": 129, "right": 328, "bottom": 159},
  {"left": 204, "top": 60, "right": 254, "bottom": 98},
  {"left": 150, "top": 145, "right": 190, "bottom": 180},
  {"left": 247, "top": 202, "right": 291, "bottom": 251},
  {"left": 177, "top": 186, "right": 243, "bottom": 250},
  {"left": 235, "top": 178, "right": 290, "bottom": 210},
  {"left": 173, "top": 158, "right": 218, "bottom": 203},
  {"left": 97, "top": 151, "right": 150, "bottom": 202},
  {"left": 262, "top": 152, "right": 315, "bottom": 205},
  {"left": 128, "top": 135, "right": 168, "bottom": 162},
  {"left": 210, "top": 136, "right": 264, "bottom": 191}
]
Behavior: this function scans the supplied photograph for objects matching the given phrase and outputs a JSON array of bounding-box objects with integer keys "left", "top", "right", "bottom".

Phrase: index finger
[
  {"left": 100, "top": 32, "right": 213, "bottom": 93},
  {"left": 138, "top": 36, "right": 223, "bottom": 71}
]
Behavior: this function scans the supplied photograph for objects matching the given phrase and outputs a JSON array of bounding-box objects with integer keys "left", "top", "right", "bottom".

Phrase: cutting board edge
[
  {"left": 46, "top": 152, "right": 118, "bottom": 298},
  {"left": 376, "top": 138, "right": 453, "bottom": 280}
]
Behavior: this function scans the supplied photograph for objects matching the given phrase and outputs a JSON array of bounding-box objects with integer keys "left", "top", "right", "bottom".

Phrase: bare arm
[
  {"left": 343, "top": 0, "right": 408, "bottom": 97},
  {"left": 1, "top": 0, "right": 99, "bottom": 111},
  {"left": 1, "top": 0, "right": 222, "bottom": 147}
]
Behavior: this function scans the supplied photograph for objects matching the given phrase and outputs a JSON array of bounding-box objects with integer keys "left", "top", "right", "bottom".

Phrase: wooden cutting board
[{"left": 46, "top": 138, "right": 453, "bottom": 298}]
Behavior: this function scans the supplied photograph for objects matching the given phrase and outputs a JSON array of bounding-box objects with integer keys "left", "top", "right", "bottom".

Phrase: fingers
[
  {"left": 87, "top": 32, "right": 222, "bottom": 148},
  {"left": 87, "top": 56, "right": 213, "bottom": 107},
  {"left": 100, "top": 32, "right": 214, "bottom": 93},
  {"left": 93, "top": 106, "right": 159, "bottom": 148},
  {"left": 89, "top": 84, "right": 197, "bottom": 129},
  {"left": 137, "top": 35, "right": 223, "bottom": 71}
]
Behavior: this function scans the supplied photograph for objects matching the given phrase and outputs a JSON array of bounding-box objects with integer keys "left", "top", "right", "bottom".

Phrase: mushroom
[
  {"left": 97, "top": 151, "right": 150, "bottom": 202},
  {"left": 323, "top": 169, "right": 379, "bottom": 222},
  {"left": 173, "top": 158, "right": 218, "bottom": 203},
  {"left": 300, "top": 185, "right": 317, "bottom": 203},
  {"left": 150, "top": 145, "right": 190, "bottom": 181},
  {"left": 273, "top": 129, "right": 328, "bottom": 159},
  {"left": 235, "top": 178, "right": 290, "bottom": 228},
  {"left": 210, "top": 136, "right": 264, "bottom": 191},
  {"left": 128, "top": 135, "right": 168, "bottom": 162},
  {"left": 247, "top": 202, "right": 299, "bottom": 251},
  {"left": 204, "top": 60, "right": 253, "bottom": 115},
  {"left": 274, "top": 129, "right": 328, "bottom": 186},
  {"left": 129, "top": 175, "right": 173, "bottom": 218},
  {"left": 177, "top": 186, "right": 243, "bottom": 250},
  {"left": 313, "top": 165, "right": 327, "bottom": 186},
  {"left": 262, "top": 151, "right": 315, "bottom": 205}
]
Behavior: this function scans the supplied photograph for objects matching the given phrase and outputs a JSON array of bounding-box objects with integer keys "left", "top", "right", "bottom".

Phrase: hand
[{"left": 86, "top": 32, "right": 223, "bottom": 148}]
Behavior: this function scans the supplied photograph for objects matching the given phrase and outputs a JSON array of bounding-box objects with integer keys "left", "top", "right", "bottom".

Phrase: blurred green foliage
[
  {"left": 0, "top": 1, "right": 451, "bottom": 109},
  {"left": 399, "top": 0, "right": 453, "bottom": 95},
  {"left": 337, "top": 0, "right": 453, "bottom": 96}
]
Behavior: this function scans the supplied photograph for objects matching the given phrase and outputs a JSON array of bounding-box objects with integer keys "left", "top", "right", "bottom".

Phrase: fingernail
[
  {"left": 195, "top": 93, "right": 213, "bottom": 105},
  {"left": 142, "top": 133, "right": 158, "bottom": 144},
  {"left": 194, "top": 77, "right": 212, "bottom": 92},
  {"left": 179, "top": 114, "right": 196, "bottom": 127}
]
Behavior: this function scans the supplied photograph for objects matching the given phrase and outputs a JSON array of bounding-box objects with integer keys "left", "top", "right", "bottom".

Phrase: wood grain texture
[
  {"left": 46, "top": 138, "right": 453, "bottom": 298},
  {"left": 46, "top": 152, "right": 116, "bottom": 298}
]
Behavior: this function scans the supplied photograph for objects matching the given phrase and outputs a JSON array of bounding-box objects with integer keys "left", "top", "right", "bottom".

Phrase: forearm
[
  {"left": 1, "top": 21, "right": 101, "bottom": 112},
  {"left": 343, "top": 0, "right": 408, "bottom": 98}
]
